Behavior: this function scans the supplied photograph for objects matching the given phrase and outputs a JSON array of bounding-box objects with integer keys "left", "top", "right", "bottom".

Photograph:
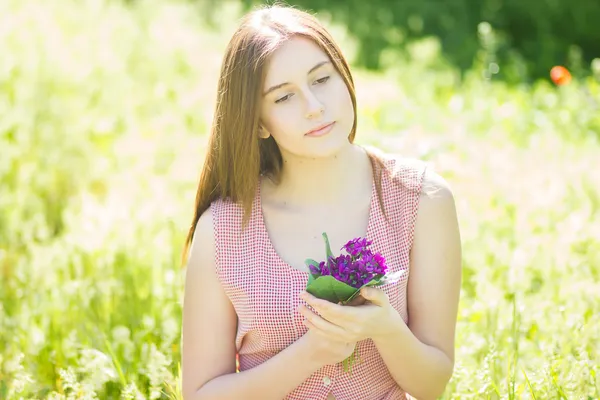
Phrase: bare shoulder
[
  {"left": 413, "top": 165, "right": 459, "bottom": 239},
  {"left": 187, "top": 206, "right": 216, "bottom": 267},
  {"left": 419, "top": 166, "right": 455, "bottom": 203},
  {"left": 368, "top": 148, "right": 456, "bottom": 214}
]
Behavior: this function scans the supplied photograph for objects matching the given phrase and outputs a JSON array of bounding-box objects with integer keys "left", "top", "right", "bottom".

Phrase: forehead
[{"left": 263, "top": 36, "right": 330, "bottom": 84}]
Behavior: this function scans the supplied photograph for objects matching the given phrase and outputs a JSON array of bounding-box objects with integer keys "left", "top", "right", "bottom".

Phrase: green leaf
[
  {"left": 364, "top": 274, "right": 386, "bottom": 286},
  {"left": 322, "top": 232, "right": 334, "bottom": 260},
  {"left": 342, "top": 351, "right": 355, "bottom": 374},
  {"left": 304, "top": 258, "right": 321, "bottom": 287},
  {"left": 304, "top": 258, "right": 320, "bottom": 271},
  {"left": 342, "top": 346, "right": 361, "bottom": 375},
  {"left": 341, "top": 288, "right": 362, "bottom": 304},
  {"left": 306, "top": 275, "right": 357, "bottom": 303},
  {"left": 307, "top": 273, "right": 316, "bottom": 287}
]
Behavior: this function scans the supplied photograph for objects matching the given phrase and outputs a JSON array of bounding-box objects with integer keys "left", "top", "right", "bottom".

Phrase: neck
[{"left": 264, "top": 144, "right": 372, "bottom": 208}]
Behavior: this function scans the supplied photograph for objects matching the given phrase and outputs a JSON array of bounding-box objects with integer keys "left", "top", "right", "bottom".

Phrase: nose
[{"left": 304, "top": 90, "right": 325, "bottom": 119}]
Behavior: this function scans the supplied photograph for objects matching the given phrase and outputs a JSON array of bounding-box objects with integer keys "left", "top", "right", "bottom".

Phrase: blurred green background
[
  {"left": 224, "top": 0, "right": 600, "bottom": 83},
  {"left": 1, "top": 0, "right": 599, "bottom": 399}
]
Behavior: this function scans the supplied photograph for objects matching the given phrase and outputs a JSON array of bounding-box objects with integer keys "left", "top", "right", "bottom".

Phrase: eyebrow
[{"left": 262, "top": 61, "right": 331, "bottom": 96}]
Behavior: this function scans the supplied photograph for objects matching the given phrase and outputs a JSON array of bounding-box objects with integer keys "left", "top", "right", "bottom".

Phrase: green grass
[{"left": 1, "top": 0, "right": 599, "bottom": 399}]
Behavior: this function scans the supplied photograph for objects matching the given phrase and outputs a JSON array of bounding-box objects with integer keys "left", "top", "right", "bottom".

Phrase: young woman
[{"left": 180, "top": 5, "right": 461, "bottom": 400}]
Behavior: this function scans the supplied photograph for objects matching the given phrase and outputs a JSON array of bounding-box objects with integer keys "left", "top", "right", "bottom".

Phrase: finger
[
  {"left": 302, "top": 316, "right": 355, "bottom": 342},
  {"left": 300, "top": 292, "right": 352, "bottom": 324},
  {"left": 344, "top": 296, "right": 367, "bottom": 306},
  {"left": 303, "top": 319, "right": 341, "bottom": 341},
  {"left": 360, "top": 287, "right": 389, "bottom": 307},
  {"left": 299, "top": 305, "right": 350, "bottom": 335}
]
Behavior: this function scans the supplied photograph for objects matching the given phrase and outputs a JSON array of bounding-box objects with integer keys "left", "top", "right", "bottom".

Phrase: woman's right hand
[{"left": 298, "top": 327, "right": 357, "bottom": 368}]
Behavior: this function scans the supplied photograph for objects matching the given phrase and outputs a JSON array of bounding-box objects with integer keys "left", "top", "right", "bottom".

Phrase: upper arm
[
  {"left": 181, "top": 207, "right": 238, "bottom": 398},
  {"left": 407, "top": 167, "right": 462, "bottom": 363}
]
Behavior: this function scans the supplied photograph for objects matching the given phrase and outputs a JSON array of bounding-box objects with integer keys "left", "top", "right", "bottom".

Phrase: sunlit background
[{"left": 1, "top": 0, "right": 599, "bottom": 398}]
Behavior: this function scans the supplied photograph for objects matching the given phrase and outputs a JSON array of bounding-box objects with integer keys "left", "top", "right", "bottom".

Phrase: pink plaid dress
[{"left": 211, "top": 153, "right": 427, "bottom": 400}]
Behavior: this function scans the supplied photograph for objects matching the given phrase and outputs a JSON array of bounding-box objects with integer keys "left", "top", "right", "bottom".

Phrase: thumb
[{"left": 360, "top": 287, "right": 387, "bottom": 305}]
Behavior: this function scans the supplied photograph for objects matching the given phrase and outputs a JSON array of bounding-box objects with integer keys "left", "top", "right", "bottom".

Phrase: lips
[{"left": 305, "top": 122, "right": 335, "bottom": 137}]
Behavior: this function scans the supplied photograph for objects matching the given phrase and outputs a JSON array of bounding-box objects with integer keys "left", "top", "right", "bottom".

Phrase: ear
[{"left": 258, "top": 126, "right": 271, "bottom": 139}]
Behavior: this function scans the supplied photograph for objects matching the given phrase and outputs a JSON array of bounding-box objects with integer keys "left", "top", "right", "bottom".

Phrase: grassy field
[{"left": 1, "top": 0, "right": 599, "bottom": 399}]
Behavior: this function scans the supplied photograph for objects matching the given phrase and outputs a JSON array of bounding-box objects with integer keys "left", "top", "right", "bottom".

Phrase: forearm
[
  {"left": 373, "top": 314, "right": 453, "bottom": 400},
  {"left": 189, "top": 337, "right": 321, "bottom": 400}
]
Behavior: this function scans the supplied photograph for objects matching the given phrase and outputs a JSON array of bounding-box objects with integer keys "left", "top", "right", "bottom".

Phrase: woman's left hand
[{"left": 298, "top": 287, "right": 400, "bottom": 343}]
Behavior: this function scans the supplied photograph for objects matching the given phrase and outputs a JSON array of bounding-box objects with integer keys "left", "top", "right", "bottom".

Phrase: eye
[
  {"left": 275, "top": 93, "right": 293, "bottom": 104},
  {"left": 314, "top": 76, "right": 330, "bottom": 85}
]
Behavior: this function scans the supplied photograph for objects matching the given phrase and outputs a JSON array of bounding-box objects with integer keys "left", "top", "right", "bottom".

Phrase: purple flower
[
  {"left": 309, "top": 236, "right": 389, "bottom": 289},
  {"left": 321, "top": 260, "right": 331, "bottom": 276},
  {"left": 342, "top": 237, "right": 373, "bottom": 258},
  {"left": 330, "top": 255, "right": 352, "bottom": 283},
  {"left": 309, "top": 260, "right": 332, "bottom": 276},
  {"left": 373, "top": 253, "right": 387, "bottom": 272},
  {"left": 323, "top": 247, "right": 389, "bottom": 289},
  {"left": 308, "top": 262, "right": 321, "bottom": 275}
]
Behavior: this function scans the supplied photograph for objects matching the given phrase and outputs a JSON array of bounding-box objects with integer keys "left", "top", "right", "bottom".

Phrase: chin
[{"left": 303, "top": 138, "right": 354, "bottom": 159}]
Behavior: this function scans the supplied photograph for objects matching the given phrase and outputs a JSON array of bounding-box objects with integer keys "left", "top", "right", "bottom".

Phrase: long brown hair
[{"left": 181, "top": 4, "right": 387, "bottom": 266}]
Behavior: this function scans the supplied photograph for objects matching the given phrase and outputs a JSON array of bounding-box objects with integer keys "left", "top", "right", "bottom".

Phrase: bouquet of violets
[{"left": 304, "top": 233, "right": 406, "bottom": 373}]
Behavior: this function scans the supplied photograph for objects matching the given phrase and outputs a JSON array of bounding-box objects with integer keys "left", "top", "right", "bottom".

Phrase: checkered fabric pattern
[{"left": 211, "top": 153, "right": 427, "bottom": 400}]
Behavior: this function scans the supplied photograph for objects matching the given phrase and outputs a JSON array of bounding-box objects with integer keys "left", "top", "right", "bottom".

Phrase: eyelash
[{"left": 274, "top": 76, "right": 331, "bottom": 104}]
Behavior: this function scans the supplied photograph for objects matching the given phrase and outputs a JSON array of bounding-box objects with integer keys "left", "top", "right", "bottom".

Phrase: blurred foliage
[
  {"left": 198, "top": 0, "right": 600, "bottom": 83},
  {"left": 1, "top": 0, "right": 599, "bottom": 399}
]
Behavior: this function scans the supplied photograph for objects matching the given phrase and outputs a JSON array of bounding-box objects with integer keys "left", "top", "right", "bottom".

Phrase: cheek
[
  {"left": 263, "top": 105, "right": 301, "bottom": 138},
  {"left": 325, "top": 79, "right": 353, "bottom": 113},
  {"left": 340, "top": 85, "right": 354, "bottom": 112},
  {"left": 260, "top": 106, "right": 284, "bottom": 133}
]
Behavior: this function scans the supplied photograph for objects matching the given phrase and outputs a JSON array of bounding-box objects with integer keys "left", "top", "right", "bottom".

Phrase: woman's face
[{"left": 259, "top": 36, "right": 355, "bottom": 159}]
